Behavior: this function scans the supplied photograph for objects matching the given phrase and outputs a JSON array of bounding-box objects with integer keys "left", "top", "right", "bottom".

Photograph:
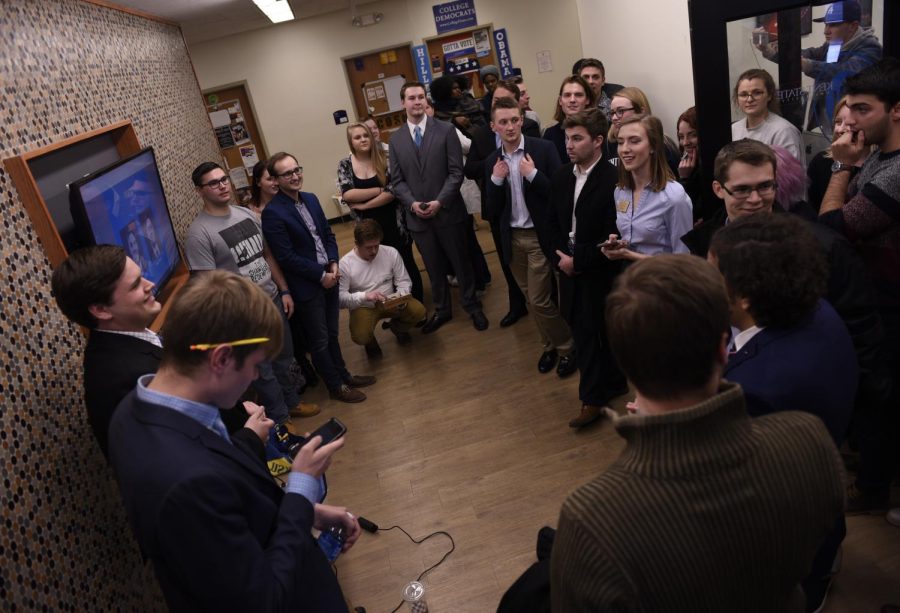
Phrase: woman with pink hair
[{"left": 770, "top": 145, "right": 815, "bottom": 220}]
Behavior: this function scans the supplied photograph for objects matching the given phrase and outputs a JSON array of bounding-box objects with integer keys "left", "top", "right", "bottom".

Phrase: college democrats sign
[{"left": 432, "top": 0, "right": 477, "bottom": 34}]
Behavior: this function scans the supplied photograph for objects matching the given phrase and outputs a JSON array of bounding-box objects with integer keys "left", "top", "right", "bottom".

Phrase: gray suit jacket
[{"left": 389, "top": 116, "right": 465, "bottom": 232}]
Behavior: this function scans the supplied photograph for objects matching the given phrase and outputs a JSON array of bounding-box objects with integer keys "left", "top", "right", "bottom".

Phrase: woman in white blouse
[{"left": 602, "top": 114, "right": 693, "bottom": 262}]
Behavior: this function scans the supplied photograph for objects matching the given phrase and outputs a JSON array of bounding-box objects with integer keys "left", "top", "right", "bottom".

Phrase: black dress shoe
[
  {"left": 471, "top": 311, "right": 489, "bottom": 331},
  {"left": 422, "top": 313, "right": 451, "bottom": 334},
  {"left": 538, "top": 350, "right": 558, "bottom": 373},
  {"left": 557, "top": 353, "right": 577, "bottom": 378},
  {"left": 499, "top": 309, "right": 527, "bottom": 328}
]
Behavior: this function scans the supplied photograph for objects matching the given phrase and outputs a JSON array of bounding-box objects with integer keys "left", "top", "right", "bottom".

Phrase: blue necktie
[{"left": 414, "top": 126, "right": 423, "bottom": 148}]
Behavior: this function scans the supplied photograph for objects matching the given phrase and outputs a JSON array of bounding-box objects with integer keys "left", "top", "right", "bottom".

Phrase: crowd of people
[{"left": 49, "top": 1, "right": 898, "bottom": 609}]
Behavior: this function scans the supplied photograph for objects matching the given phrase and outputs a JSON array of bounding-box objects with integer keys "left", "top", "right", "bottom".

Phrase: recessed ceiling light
[{"left": 252, "top": 0, "right": 294, "bottom": 23}]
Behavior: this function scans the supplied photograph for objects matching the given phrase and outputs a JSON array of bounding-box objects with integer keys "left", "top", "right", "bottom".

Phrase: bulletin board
[
  {"left": 343, "top": 43, "right": 416, "bottom": 140},
  {"left": 423, "top": 23, "right": 499, "bottom": 99},
  {"left": 362, "top": 75, "right": 406, "bottom": 116}
]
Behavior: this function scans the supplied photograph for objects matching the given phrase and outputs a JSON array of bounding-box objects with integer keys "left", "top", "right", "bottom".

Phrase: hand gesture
[
  {"left": 281, "top": 293, "right": 294, "bottom": 318},
  {"left": 555, "top": 249, "right": 576, "bottom": 277},
  {"left": 291, "top": 434, "right": 344, "bottom": 478},
  {"left": 678, "top": 148, "right": 696, "bottom": 179},
  {"left": 493, "top": 158, "right": 510, "bottom": 180},
  {"left": 321, "top": 272, "right": 338, "bottom": 289},
  {"left": 519, "top": 153, "right": 536, "bottom": 177},
  {"left": 314, "top": 504, "right": 362, "bottom": 553},
  {"left": 831, "top": 129, "right": 867, "bottom": 166},
  {"left": 242, "top": 401, "right": 274, "bottom": 443}
]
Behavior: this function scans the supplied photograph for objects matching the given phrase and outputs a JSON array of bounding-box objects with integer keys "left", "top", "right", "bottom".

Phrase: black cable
[{"left": 377, "top": 525, "right": 455, "bottom": 613}]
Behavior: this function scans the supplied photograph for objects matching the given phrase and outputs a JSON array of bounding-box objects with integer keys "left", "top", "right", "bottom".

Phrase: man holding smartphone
[{"left": 108, "top": 271, "right": 360, "bottom": 611}]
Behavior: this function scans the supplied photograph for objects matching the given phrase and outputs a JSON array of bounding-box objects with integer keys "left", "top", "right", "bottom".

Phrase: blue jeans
[
  {"left": 251, "top": 299, "right": 300, "bottom": 423},
  {"left": 297, "top": 287, "right": 350, "bottom": 391}
]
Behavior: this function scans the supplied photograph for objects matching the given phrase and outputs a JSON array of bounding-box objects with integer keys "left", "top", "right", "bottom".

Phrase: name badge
[{"left": 616, "top": 199, "right": 630, "bottom": 214}]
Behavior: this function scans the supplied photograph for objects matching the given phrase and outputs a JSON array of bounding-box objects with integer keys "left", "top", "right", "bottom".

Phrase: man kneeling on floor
[
  {"left": 339, "top": 219, "right": 426, "bottom": 358},
  {"left": 108, "top": 270, "right": 359, "bottom": 611}
]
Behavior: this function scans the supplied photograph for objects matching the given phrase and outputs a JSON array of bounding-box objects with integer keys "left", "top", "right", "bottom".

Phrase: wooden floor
[{"left": 297, "top": 219, "right": 900, "bottom": 612}]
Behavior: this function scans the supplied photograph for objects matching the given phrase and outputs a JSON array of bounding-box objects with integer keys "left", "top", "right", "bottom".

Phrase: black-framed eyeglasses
[
  {"left": 201, "top": 176, "right": 230, "bottom": 189},
  {"left": 611, "top": 107, "right": 635, "bottom": 118},
  {"left": 721, "top": 180, "right": 776, "bottom": 200},
  {"left": 277, "top": 166, "right": 304, "bottom": 179}
]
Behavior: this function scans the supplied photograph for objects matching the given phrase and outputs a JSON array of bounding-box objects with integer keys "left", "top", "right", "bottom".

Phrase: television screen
[{"left": 69, "top": 148, "right": 181, "bottom": 293}]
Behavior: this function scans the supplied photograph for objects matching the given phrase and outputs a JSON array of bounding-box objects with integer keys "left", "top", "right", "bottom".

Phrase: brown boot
[
  {"left": 330, "top": 384, "right": 366, "bottom": 403},
  {"left": 289, "top": 401, "right": 321, "bottom": 418},
  {"left": 568, "top": 404, "right": 605, "bottom": 428}
]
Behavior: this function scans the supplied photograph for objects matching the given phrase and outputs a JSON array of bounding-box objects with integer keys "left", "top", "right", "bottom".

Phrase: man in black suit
[
  {"left": 50, "top": 245, "right": 272, "bottom": 460},
  {"left": 464, "top": 79, "right": 540, "bottom": 328},
  {"left": 107, "top": 270, "right": 360, "bottom": 611},
  {"left": 390, "top": 81, "right": 489, "bottom": 332},
  {"left": 484, "top": 97, "right": 576, "bottom": 377},
  {"left": 547, "top": 109, "right": 628, "bottom": 428}
]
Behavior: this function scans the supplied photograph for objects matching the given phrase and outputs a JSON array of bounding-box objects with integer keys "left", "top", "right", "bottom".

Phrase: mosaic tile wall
[{"left": 0, "top": 0, "right": 222, "bottom": 608}]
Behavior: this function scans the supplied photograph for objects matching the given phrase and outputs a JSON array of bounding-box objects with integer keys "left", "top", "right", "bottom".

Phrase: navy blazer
[
  {"left": 108, "top": 392, "right": 347, "bottom": 612},
  {"left": 483, "top": 136, "right": 562, "bottom": 263},
  {"left": 724, "top": 299, "right": 858, "bottom": 445},
  {"left": 262, "top": 191, "right": 339, "bottom": 302}
]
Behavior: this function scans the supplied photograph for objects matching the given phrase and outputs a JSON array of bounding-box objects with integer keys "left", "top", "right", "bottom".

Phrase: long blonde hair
[{"left": 346, "top": 122, "right": 387, "bottom": 186}]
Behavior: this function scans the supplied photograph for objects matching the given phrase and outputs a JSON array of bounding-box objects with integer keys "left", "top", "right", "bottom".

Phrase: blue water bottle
[{"left": 317, "top": 525, "right": 345, "bottom": 562}]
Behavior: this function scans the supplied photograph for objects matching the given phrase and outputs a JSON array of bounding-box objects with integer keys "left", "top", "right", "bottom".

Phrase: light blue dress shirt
[{"left": 613, "top": 180, "right": 693, "bottom": 255}]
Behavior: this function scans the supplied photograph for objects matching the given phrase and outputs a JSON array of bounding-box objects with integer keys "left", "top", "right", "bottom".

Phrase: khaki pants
[
  {"left": 510, "top": 228, "right": 573, "bottom": 354},
  {"left": 348, "top": 298, "right": 427, "bottom": 345}
]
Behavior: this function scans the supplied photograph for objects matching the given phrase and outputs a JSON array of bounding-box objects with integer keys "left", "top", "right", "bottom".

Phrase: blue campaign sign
[
  {"left": 413, "top": 45, "right": 433, "bottom": 85},
  {"left": 493, "top": 28, "right": 514, "bottom": 78},
  {"left": 432, "top": 0, "right": 477, "bottom": 35}
]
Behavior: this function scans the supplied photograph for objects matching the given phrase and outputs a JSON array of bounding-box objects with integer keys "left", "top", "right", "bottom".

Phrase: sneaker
[
  {"left": 330, "top": 384, "right": 366, "bottom": 403},
  {"left": 289, "top": 401, "right": 321, "bottom": 418},
  {"left": 846, "top": 482, "right": 890, "bottom": 515},
  {"left": 887, "top": 507, "right": 900, "bottom": 527},
  {"left": 346, "top": 374, "right": 377, "bottom": 388},
  {"left": 364, "top": 339, "right": 382, "bottom": 358}
]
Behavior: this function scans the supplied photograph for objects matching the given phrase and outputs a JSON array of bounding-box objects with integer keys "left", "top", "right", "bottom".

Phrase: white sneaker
[{"left": 887, "top": 507, "right": 900, "bottom": 527}]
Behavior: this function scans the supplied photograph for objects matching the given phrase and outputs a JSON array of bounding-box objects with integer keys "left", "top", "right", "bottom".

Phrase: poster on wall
[
  {"left": 432, "top": 0, "right": 477, "bottom": 34},
  {"left": 413, "top": 45, "right": 433, "bottom": 84},
  {"left": 240, "top": 145, "right": 259, "bottom": 169},
  {"left": 493, "top": 28, "right": 515, "bottom": 78},
  {"left": 208, "top": 99, "right": 251, "bottom": 150}
]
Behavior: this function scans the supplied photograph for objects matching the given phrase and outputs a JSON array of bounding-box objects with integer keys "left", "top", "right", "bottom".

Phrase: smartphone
[
  {"left": 752, "top": 30, "right": 769, "bottom": 46},
  {"left": 418, "top": 202, "right": 429, "bottom": 211},
  {"left": 288, "top": 417, "right": 347, "bottom": 458}
]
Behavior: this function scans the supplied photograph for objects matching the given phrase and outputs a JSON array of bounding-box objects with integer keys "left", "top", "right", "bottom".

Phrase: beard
[{"left": 861, "top": 112, "right": 891, "bottom": 147}]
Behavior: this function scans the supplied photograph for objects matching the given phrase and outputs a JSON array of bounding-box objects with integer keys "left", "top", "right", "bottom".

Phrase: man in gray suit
[{"left": 390, "top": 81, "right": 489, "bottom": 333}]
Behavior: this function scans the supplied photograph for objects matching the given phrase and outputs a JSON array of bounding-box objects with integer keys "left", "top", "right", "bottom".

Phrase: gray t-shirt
[
  {"left": 185, "top": 205, "right": 277, "bottom": 299},
  {"left": 731, "top": 112, "right": 806, "bottom": 166}
]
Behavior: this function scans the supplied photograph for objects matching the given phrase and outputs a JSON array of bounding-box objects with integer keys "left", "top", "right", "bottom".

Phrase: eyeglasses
[
  {"left": 277, "top": 166, "right": 304, "bottom": 179},
  {"left": 721, "top": 180, "right": 776, "bottom": 199},
  {"left": 611, "top": 107, "right": 635, "bottom": 118},
  {"left": 190, "top": 337, "right": 270, "bottom": 351},
  {"left": 201, "top": 176, "right": 230, "bottom": 189},
  {"left": 737, "top": 90, "right": 768, "bottom": 100}
]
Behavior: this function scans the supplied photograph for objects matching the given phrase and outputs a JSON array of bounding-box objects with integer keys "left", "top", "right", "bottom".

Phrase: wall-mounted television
[{"left": 69, "top": 147, "right": 181, "bottom": 293}]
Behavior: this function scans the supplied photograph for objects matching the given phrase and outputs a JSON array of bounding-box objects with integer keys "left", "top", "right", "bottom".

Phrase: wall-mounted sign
[
  {"left": 432, "top": 0, "right": 477, "bottom": 35},
  {"left": 493, "top": 28, "right": 514, "bottom": 78},
  {"left": 413, "top": 45, "right": 433, "bottom": 85}
]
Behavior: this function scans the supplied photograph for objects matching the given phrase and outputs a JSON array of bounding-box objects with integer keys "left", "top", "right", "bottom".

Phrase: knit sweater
[{"left": 550, "top": 382, "right": 844, "bottom": 612}]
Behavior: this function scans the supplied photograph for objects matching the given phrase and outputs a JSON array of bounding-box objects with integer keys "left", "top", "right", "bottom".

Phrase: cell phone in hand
[
  {"left": 288, "top": 417, "right": 347, "bottom": 458},
  {"left": 419, "top": 202, "right": 429, "bottom": 211}
]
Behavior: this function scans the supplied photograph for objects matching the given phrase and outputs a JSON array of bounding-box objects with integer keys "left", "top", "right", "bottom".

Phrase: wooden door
[{"left": 343, "top": 44, "right": 415, "bottom": 140}]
